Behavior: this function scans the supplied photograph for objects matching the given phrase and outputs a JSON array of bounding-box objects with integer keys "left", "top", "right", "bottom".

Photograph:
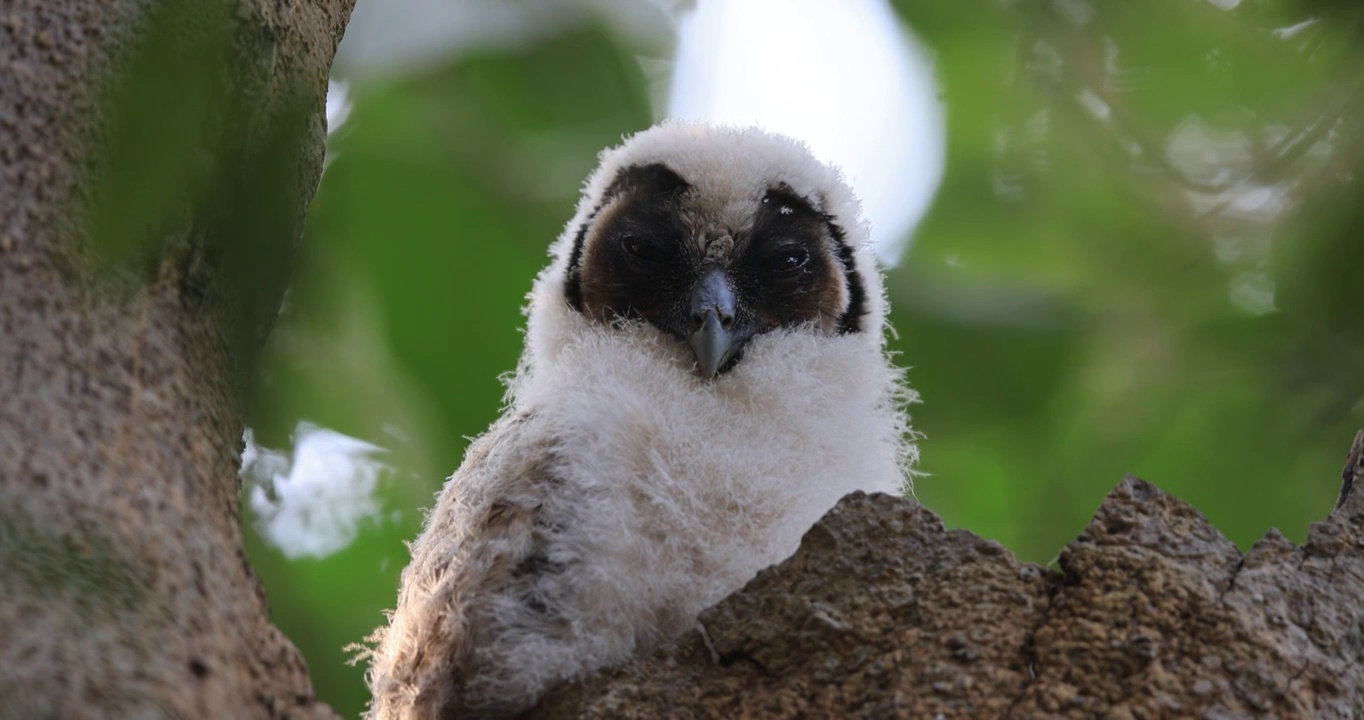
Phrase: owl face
[{"left": 560, "top": 153, "right": 869, "bottom": 379}]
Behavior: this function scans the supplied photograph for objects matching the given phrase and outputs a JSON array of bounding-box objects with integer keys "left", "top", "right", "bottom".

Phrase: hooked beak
[{"left": 687, "top": 268, "right": 743, "bottom": 379}]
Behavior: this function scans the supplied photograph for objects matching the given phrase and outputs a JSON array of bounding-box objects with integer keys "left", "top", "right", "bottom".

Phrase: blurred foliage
[
  {"left": 88, "top": 0, "right": 233, "bottom": 272},
  {"left": 237, "top": 3, "right": 1364, "bottom": 716},
  {"left": 87, "top": 0, "right": 319, "bottom": 365}
]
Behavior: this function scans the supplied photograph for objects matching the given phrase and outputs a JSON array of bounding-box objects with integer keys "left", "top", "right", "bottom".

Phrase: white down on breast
[{"left": 503, "top": 304, "right": 916, "bottom": 660}]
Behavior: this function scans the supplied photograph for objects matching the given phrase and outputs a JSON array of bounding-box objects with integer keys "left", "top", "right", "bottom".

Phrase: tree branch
[{"left": 0, "top": 0, "right": 354, "bottom": 717}]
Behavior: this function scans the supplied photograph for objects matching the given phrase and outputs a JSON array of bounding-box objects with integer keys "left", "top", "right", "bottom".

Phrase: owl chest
[{"left": 551, "top": 390, "right": 833, "bottom": 553}]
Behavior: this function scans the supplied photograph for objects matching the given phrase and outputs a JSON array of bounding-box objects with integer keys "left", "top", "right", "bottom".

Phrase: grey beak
[{"left": 688, "top": 268, "right": 739, "bottom": 379}]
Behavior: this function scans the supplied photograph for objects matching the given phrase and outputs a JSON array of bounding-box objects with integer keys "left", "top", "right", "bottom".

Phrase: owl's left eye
[{"left": 774, "top": 247, "right": 810, "bottom": 273}]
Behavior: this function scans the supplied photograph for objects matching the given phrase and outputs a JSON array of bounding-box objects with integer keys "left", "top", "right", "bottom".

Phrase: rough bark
[
  {"left": 539, "top": 432, "right": 1364, "bottom": 719},
  {"left": 0, "top": 0, "right": 352, "bottom": 718}
]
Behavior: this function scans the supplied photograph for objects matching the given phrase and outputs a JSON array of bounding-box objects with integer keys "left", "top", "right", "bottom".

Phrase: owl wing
[{"left": 362, "top": 411, "right": 567, "bottom": 720}]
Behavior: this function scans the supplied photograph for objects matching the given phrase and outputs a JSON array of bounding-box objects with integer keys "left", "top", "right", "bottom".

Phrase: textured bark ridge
[
  {"left": 0, "top": 1, "right": 352, "bottom": 718},
  {"left": 539, "top": 434, "right": 1364, "bottom": 719}
]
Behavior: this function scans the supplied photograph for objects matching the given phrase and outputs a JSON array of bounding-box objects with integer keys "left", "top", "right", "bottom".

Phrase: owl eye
[
  {"left": 775, "top": 247, "right": 810, "bottom": 273},
  {"left": 618, "top": 233, "right": 650, "bottom": 262}
]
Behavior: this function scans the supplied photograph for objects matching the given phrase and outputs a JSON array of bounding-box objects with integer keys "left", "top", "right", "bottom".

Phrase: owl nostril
[
  {"left": 691, "top": 306, "right": 734, "bottom": 331},
  {"left": 689, "top": 268, "right": 737, "bottom": 333}
]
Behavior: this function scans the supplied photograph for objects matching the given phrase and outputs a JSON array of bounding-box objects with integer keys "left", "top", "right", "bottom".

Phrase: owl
[{"left": 361, "top": 122, "right": 917, "bottom": 719}]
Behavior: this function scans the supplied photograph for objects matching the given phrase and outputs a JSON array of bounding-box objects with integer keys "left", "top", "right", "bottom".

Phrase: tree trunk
[
  {"left": 0, "top": 1, "right": 353, "bottom": 717},
  {"left": 538, "top": 432, "right": 1364, "bottom": 719}
]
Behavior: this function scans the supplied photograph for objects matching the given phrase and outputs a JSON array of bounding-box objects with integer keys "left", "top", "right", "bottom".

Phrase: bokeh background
[{"left": 236, "top": 1, "right": 1364, "bottom": 716}]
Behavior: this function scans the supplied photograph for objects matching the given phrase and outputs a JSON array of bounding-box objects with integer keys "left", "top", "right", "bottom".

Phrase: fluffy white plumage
[{"left": 362, "top": 122, "right": 916, "bottom": 719}]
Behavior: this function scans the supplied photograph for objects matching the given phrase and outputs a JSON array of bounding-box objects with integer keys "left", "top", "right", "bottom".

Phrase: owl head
[{"left": 530, "top": 122, "right": 889, "bottom": 379}]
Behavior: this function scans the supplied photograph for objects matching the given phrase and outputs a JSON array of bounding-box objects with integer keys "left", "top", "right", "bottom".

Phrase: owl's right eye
[{"left": 618, "top": 233, "right": 654, "bottom": 266}]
